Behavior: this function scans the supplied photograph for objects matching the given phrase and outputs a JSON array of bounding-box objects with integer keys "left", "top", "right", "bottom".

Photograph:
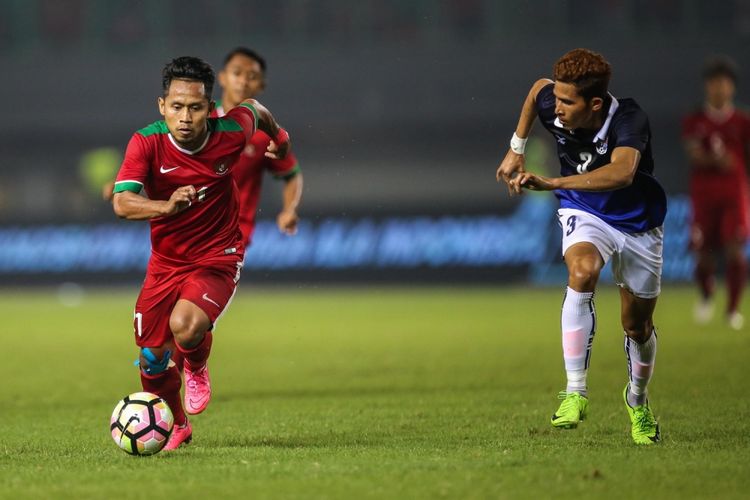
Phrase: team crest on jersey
[
  {"left": 595, "top": 140, "right": 608, "bottom": 155},
  {"left": 244, "top": 144, "right": 256, "bottom": 156},
  {"left": 214, "top": 161, "right": 229, "bottom": 175}
]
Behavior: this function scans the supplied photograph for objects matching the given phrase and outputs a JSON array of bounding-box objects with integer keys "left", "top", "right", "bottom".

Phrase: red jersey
[
  {"left": 114, "top": 103, "right": 258, "bottom": 266},
  {"left": 212, "top": 100, "right": 299, "bottom": 245},
  {"left": 682, "top": 108, "right": 750, "bottom": 200}
]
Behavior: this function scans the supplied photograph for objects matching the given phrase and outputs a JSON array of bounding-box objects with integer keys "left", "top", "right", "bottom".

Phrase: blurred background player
[
  {"left": 112, "top": 56, "right": 290, "bottom": 450},
  {"left": 682, "top": 56, "right": 750, "bottom": 330},
  {"left": 497, "top": 48, "right": 666, "bottom": 445},
  {"left": 213, "top": 47, "right": 303, "bottom": 244}
]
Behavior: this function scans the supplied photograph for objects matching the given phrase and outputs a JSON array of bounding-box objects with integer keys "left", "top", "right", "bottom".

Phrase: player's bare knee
[
  {"left": 170, "top": 314, "right": 206, "bottom": 349},
  {"left": 170, "top": 316, "right": 193, "bottom": 343},
  {"left": 172, "top": 326, "right": 204, "bottom": 350},
  {"left": 567, "top": 266, "right": 599, "bottom": 292},
  {"left": 622, "top": 320, "right": 653, "bottom": 343}
]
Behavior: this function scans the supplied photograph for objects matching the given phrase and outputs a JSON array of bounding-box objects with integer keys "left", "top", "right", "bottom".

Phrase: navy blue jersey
[{"left": 535, "top": 83, "right": 667, "bottom": 233}]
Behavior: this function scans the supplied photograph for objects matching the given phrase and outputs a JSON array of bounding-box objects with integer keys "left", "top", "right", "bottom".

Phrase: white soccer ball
[{"left": 110, "top": 392, "right": 174, "bottom": 455}]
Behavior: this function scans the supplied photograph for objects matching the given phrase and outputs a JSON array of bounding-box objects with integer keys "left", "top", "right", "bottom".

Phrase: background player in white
[{"left": 496, "top": 48, "right": 666, "bottom": 445}]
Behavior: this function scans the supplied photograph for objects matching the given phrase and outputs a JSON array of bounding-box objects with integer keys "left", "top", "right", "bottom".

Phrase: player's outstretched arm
[
  {"left": 113, "top": 186, "right": 196, "bottom": 220},
  {"left": 512, "top": 146, "right": 641, "bottom": 193},
  {"left": 496, "top": 78, "right": 552, "bottom": 195},
  {"left": 277, "top": 173, "right": 304, "bottom": 235},
  {"left": 240, "top": 98, "right": 291, "bottom": 160}
]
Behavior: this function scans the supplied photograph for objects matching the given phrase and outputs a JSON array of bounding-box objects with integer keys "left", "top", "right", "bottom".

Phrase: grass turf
[{"left": 1, "top": 285, "right": 749, "bottom": 499}]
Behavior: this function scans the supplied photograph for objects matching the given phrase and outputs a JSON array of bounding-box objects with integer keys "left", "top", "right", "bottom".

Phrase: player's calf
[{"left": 137, "top": 346, "right": 188, "bottom": 428}]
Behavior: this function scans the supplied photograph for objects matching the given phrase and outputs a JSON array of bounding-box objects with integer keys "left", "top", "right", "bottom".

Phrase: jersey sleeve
[
  {"left": 225, "top": 102, "right": 258, "bottom": 144},
  {"left": 534, "top": 83, "right": 556, "bottom": 116},
  {"left": 266, "top": 151, "right": 301, "bottom": 180},
  {"left": 113, "top": 133, "right": 151, "bottom": 194},
  {"left": 613, "top": 107, "right": 650, "bottom": 152}
]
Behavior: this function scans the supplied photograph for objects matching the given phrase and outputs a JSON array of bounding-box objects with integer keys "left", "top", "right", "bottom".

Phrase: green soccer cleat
[
  {"left": 550, "top": 391, "right": 589, "bottom": 429},
  {"left": 623, "top": 384, "right": 660, "bottom": 445}
]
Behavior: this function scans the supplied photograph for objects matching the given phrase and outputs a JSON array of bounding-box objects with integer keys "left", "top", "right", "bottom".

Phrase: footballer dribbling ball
[{"left": 110, "top": 392, "right": 173, "bottom": 455}]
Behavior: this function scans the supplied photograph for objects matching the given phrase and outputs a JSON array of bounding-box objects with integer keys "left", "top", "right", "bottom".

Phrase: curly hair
[
  {"left": 162, "top": 56, "right": 215, "bottom": 99},
  {"left": 553, "top": 48, "right": 611, "bottom": 101}
]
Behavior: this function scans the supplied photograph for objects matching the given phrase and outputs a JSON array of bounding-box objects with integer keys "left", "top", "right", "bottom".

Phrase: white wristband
[{"left": 510, "top": 132, "right": 527, "bottom": 155}]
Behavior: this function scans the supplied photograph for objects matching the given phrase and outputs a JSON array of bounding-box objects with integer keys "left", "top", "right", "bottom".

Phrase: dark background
[{"left": 0, "top": 0, "right": 747, "bottom": 282}]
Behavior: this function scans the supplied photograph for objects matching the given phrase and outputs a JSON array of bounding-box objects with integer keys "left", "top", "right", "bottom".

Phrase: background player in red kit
[
  {"left": 104, "top": 48, "right": 303, "bottom": 243},
  {"left": 112, "top": 56, "right": 290, "bottom": 450},
  {"left": 167, "top": 48, "right": 303, "bottom": 383},
  {"left": 213, "top": 47, "right": 303, "bottom": 244},
  {"left": 682, "top": 56, "right": 750, "bottom": 330}
]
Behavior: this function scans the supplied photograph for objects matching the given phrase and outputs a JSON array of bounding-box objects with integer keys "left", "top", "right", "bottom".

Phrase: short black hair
[
  {"left": 703, "top": 55, "right": 738, "bottom": 82},
  {"left": 162, "top": 56, "right": 215, "bottom": 99},
  {"left": 223, "top": 47, "right": 267, "bottom": 73}
]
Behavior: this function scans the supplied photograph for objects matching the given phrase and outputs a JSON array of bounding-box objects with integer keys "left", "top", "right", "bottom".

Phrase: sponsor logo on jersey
[{"left": 160, "top": 165, "right": 180, "bottom": 174}]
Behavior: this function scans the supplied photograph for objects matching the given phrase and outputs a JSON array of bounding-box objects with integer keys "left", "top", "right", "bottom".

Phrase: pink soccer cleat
[
  {"left": 184, "top": 364, "right": 212, "bottom": 415},
  {"left": 163, "top": 419, "right": 192, "bottom": 451}
]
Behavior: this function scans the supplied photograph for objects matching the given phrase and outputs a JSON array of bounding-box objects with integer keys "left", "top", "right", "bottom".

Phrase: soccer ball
[{"left": 110, "top": 392, "right": 174, "bottom": 455}]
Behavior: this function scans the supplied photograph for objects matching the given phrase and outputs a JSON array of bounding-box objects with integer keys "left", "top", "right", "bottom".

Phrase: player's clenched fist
[
  {"left": 511, "top": 172, "right": 556, "bottom": 193},
  {"left": 165, "top": 185, "right": 197, "bottom": 215},
  {"left": 496, "top": 149, "right": 526, "bottom": 196},
  {"left": 265, "top": 138, "right": 291, "bottom": 160},
  {"left": 276, "top": 209, "right": 299, "bottom": 235}
]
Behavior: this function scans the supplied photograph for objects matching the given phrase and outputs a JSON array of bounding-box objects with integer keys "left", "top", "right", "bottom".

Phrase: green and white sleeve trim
[
  {"left": 273, "top": 164, "right": 301, "bottom": 181},
  {"left": 113, "top": 180, "right": 144, "bottom": 193},
  {"left": 239, "top": 102, "right": 260, "bottom": 131}
]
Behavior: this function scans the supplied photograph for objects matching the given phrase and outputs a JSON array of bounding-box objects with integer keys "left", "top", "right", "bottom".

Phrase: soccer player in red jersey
[
  {"left": 167, "top": 48, "right": 303, "bottom": 394},
  {"left": 112, "top": 56, "right": 290, "bottom": 450},
  {"left": 682, "top": 56, "right": 750, "bottom": 330},
  {"left": 213, "top": 47, "right": 303, "bottom": 245}
]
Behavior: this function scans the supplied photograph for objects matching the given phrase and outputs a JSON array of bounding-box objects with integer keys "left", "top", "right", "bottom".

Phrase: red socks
[
  {"left": 140, "top": 365, "right": 187, "bottom": 426},
  {"left": 727, "top": 256, "right": 747, "bottom": 314},
  {"left": 176, "top": 331, "right": 213, "bottom": 371},
  {"left": 695, "top": 258, "right": 716, "bottom": 301},
  {"left": 171, "top": 349, "right": 184, "bottom": 373}
]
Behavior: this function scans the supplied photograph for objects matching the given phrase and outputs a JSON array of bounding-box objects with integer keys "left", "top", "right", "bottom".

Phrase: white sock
[
  {"left": 561, "top": 287, "right": 596, "bottom": 396},
  {"left": 624, "top": 329, "right": 657, "bottom": 407}
]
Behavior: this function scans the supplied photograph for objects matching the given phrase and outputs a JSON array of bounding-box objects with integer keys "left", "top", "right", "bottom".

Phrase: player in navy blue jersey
[{"left": 496, "top": 48, "right": 665, "bottom": 445}]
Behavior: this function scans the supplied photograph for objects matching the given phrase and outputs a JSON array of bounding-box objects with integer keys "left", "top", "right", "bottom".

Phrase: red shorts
[
  {"left": 132, "top": 257, "right": 243, "bottom": 347},
  {"left": 691, "top": 192, "right": 750, "bottom": 251}
]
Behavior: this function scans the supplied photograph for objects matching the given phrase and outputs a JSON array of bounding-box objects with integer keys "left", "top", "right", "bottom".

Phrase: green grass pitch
[{"left": 1, "top": 285, "right": 749, "bottom": 499}]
